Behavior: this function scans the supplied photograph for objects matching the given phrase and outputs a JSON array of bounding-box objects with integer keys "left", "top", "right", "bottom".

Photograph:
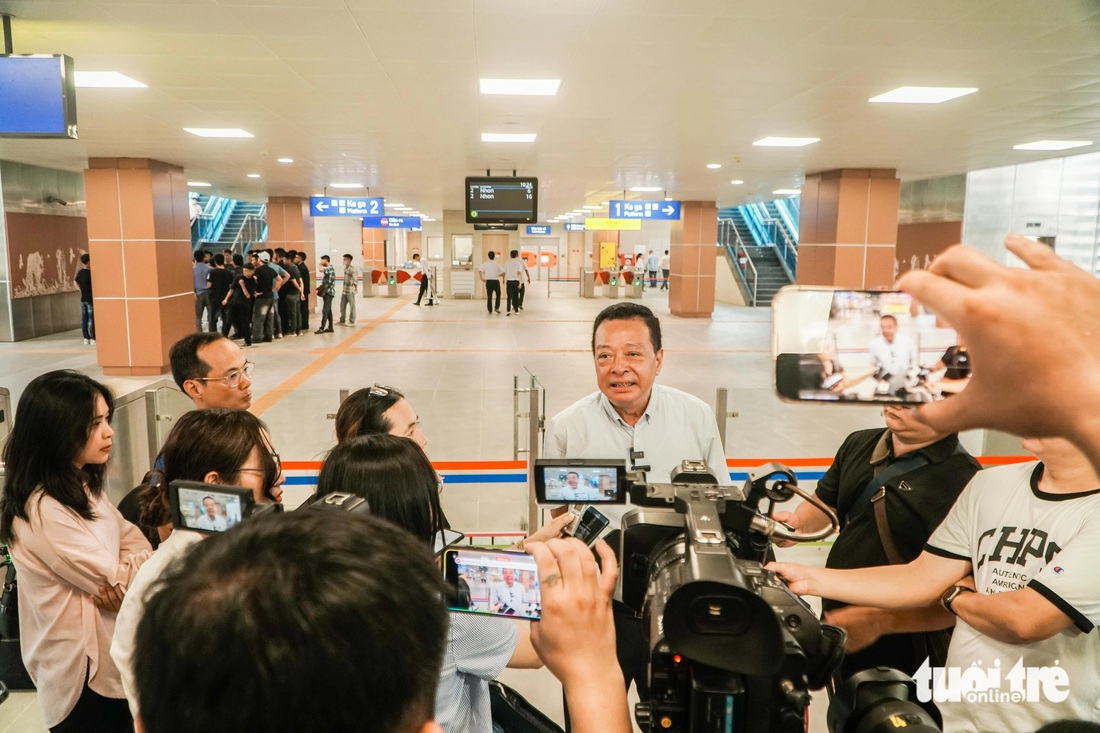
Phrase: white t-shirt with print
[{"left": 925, "top": 461, "right": 1100, "bottom": 733}]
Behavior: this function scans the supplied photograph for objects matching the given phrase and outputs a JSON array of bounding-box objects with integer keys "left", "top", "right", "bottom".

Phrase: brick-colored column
[
  {"left": 669, "top": 201, "right": 718, "bottom": 318},
  {"left": 84, "top": 158, "right": 192, "bottom": 376},
  {"left": 797, "top": 169, "right": 899, "bottom": 288},
  {"left": 268, "top": 197, "right": 315, "bottom": 308},
  {"left": 361, "top": 227, "right": 385, "bottom": 283}
]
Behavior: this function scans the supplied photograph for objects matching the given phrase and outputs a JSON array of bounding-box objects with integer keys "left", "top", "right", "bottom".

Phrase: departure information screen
[{"left": 465, "top": 177, "right": 538, "bottom": 223}]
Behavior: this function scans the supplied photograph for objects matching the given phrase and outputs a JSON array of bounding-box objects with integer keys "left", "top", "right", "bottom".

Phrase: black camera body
[{"left": 621, "top": 462, "right": 845, "bottom": 733}]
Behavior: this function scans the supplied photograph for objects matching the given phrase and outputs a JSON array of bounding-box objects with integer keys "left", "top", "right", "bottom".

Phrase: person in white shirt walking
[
  {"left": 478, "top": 251, "right": 504, "bottom": 314},
  {"left": 413, "top": 253, "right": 430, "bottom": 306},
  {"left": 658, "top": 250, "right": 670, "bottom": 290},
  {"left": 645, "top": 250, "right": 659, "bottom": 289},
  {"left": 503, "top": 249, "right": 525, "bottom": 316}
]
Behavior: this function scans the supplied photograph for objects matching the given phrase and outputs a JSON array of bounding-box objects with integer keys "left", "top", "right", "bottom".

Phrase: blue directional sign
[
  {"left": 362, "top": 216, "right": 421, "bottom": 229},
  {"left": 526, "top": 225, "right": 551, "bottom": 235},
  {"left": 310, "top": 196, "right": 384, "bottom": 217},
  {"left": 608, "top": 200, "right": 681, "bottom": 220},
  {"left": 564, "top": 223, "right": 586, "bottom": 231}
]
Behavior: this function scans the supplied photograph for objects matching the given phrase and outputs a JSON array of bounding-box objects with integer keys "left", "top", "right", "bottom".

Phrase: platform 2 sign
[
  {"left": 362, "top": 216, "right": 421, "bottom": 229},
  {"left": 608, "top": 200, "right": 681, "bottom": 220},
  {"left": 310, "top": 196, "right": 384, "bottom": 217}
]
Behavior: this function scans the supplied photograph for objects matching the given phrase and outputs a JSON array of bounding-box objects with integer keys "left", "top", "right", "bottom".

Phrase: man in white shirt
[
  {"left": 194, "top": 497, "right": 227, "bottom": 532},
  {"left": 503, "top": 249, "right": 525, "bottom": 316},
  {"left": 658, "top": 250, "right": 670, "bottom": 290},
  {"left": 489, "top": 568, "right": 526, "bottom": 614},
  {"left": 645, "top": 250, "right": 659, "bottom": 288},
  {"left": 478, "top": 250, "right": 504, "bottom": 314},
  {"left": 869, "top": 314, "right": 919, "bottom": 389},
  {"left": 412, "top": 253, "right": 430, "bottom": 306}
]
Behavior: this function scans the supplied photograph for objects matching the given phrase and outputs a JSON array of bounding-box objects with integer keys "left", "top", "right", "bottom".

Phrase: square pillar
[
  {"left": 797, "top": 168, "right": 899, "bottom": 289},
  {"left": 84, "top": 158, "right": 192, "bottom": 376},
  {"left": 268, "top": 197, "right": 315, "bottom": 308},
  {"left": 669, "top": 201, "right": 717, "bottom": 318}
]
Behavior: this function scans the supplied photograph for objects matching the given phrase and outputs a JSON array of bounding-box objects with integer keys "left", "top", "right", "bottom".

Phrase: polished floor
[{"left": 0, "top": 281, "right": 984, "bottom": 731}]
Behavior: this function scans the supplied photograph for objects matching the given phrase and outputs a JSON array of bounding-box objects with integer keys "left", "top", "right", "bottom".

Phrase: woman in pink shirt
[{"left": 0, "top": 371, "right": 151, "bottom": 732}]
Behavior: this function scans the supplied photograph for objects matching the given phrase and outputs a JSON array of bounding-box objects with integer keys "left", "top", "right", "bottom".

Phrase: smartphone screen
[
  {"left": 572, "top": 506, "right": 610, "bottom": 546},
  {"left": 773, "top": 287, "right": 968, "bottom": 405},
  {"left": 536, "top": 464, "right": 623, "bottom": 503},
  {"left": 174, "top": 485, "right": 245, "bottom": 533},
  {"left": 443, "top": 548, "right": 541, "bottom": 620}
]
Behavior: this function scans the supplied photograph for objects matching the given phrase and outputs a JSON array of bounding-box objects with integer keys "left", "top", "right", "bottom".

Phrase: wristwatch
[{"left": 941, "top": 584, "right": 975, "bottom": 614}]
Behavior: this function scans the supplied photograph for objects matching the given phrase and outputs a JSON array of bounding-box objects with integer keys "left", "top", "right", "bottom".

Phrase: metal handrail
[
  {"left": 770, "top": 222, "right": 798, "bottom": 282},
  {"left": 233, "top": 213, "right": 267, "bottom": 252},
  {"left": 735, "top": 240, "right": 759, "bottom": 306}
]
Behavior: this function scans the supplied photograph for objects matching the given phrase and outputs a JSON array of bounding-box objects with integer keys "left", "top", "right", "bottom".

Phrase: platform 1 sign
[
  {"left": 584, "top": 218, "right": 642, "bottom": 231},
  {"left": 362, "top": 216, "right": 421, "bottom": 229},
  {"left": 526, "top": 225, "right": 551, "bottom": 235},
  {"left": 608, "top": 200, "right": 681, "bottom": 220},
  {"left": 310, "top": 196, "right": 384, "bottom": 217}
]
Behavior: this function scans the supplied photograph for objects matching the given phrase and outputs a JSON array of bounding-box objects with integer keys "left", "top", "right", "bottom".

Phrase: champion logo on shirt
[{"left": 1053, "top": 566, "right": 1065, "bottom": 575}]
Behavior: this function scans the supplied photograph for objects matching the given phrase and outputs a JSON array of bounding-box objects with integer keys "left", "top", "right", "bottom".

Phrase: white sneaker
[
  {"left": 90, "top": 339, "right": 96, "bottom": 345},
  {"left": 83, "top": 338, "right": 89, "bottom": 345}
]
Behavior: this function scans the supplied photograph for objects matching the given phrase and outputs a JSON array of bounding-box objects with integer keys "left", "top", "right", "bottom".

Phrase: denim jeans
[
  {"left": 252, "top": 295, "right": 275, "bottom": 342},
  {"left": 80, "top": 301, "right": 95, "bottom": 340}
]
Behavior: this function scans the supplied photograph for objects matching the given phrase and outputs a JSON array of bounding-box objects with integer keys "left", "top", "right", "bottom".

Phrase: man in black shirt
[
  {"left": 74, "top": 253, "right": 95, "bottom": 345},
  {"left": 206, "top": 254, "right": 235, "bottom": 334},
  {"left": 226, "top": 262, "right": 256, "bottom": 347},
  {"left": 251, "top": 252, "right": 278, "bottom": 343},
  {"left": 294, "top": 250, "right": 311, "bottom": 331},
  {"left": 775, "top": 407, "right": 981, "bottom": 678},
  {"left": 276, "top": 248, "right": 303, "bottom": 337}
]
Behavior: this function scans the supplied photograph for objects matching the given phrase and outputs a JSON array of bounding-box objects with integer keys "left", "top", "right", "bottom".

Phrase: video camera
[{"left": 619, "top": 461, "right": 939, "bottom": 733}]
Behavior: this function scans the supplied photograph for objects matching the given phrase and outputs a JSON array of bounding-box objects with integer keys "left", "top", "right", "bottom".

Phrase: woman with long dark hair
[
  {"left": 111, "top": 408, "right": 285, "bottom": 714},
  {"left": 0, "top": 371, "right": 151, "bottom": 733}
]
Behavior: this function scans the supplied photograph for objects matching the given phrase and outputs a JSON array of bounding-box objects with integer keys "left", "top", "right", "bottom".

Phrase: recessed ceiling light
[
  {"left": 731, "top": 180, "right": 744, "bottom": 185},
  {"left": 1013, "top": 140, "right": 1093, "bottom": 151},
  {"left": 74, "top": 71, "right": 146, "bottom": 88},
  {"left": 630, "top": 186, "right": 663, "bottom": 192},
  {"left": 753, "top": 137, "right": 819, "bottom": 147},
  {"left": 665, "top": 197, "right": 673, "bottom": 201},
  {"left": 479, "top": 78, "right": 561, "bottom": 96},
  {"left": 247, "top": 173, "right": 261, "bottom": 179},
  {"left": 184, "top": 128, "right": 254, "bottom": 138},
  {"left": 330, "top": 183, "right": 364, "bottom": 189},
  {"left": 869, "top": 86, "right": 978, "bottom": 104},
  {"left": 384, "top": 202, "right": 404, "bottom": 208},
  {"left": 706, "top": 163, "right": 722, "bottom": 169},
  {"left": 773, "top": 189, "right": 801, "bottom": 195},
  {"left": 277, "top": 158, "right": 294, "bottom": 163},
  {"left": 582, "top": 205, "right": 601, "bottom": 210},
  {"left": 601, "top": 201, "right": 609, "bottom": 205},
  {"left": 187, "top": 181, "right": 211, "bottom": 187},
  {"left": 482, "top": 132, "right": 537, "bottom": 143}
]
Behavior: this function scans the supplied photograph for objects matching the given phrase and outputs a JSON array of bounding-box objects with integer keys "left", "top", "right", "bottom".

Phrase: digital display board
[
  {"left": 0, "top": 55, "right": 78, "bottom": 138},
  {"left": 465, "top": 177, "right": 538, "bottom": 224}
]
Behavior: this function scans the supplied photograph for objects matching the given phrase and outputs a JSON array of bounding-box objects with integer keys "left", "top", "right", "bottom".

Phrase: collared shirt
[
  {"left": 659, "top": 255, "right": 670, "bottom": 270},
  {"left": 435, "top": 612, "right": 518, "bottom": 733},
  {"left": 543, "top": 384, "right": 730, "bottom": 529},
  {"left": 11, "top": 489, "right": 151, "bottom": 727},
  {"left": 646, "top": 254, "right": 659, "bottom": 270},
  {"left": 479, "top": 261, "right": 503, "bottom": 280},
  {"left": 489, "top": 581, "right": 524, "bottom": 613},
  {"left": 343, "top": 264, "right": 359, "bottom": 294},
  {"left": 869, "top": 333, "right": 918, "bottom": 378},
  {"left": 320, "top": 263, "right": 336, "bottom": 296},
  {"left": 504, "top": 258, "right": 525, "bottom": 282},
  {"left": 192, "top": 262, "right": 212, "bottom": 294}
]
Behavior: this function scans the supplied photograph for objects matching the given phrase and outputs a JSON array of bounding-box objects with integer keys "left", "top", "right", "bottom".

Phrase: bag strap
[{"left": 847, "top": 433, "right": 930, "bottom": 526}]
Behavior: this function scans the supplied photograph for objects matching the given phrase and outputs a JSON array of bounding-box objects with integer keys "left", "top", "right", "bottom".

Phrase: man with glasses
[{"left": 773, "top": 406, "right": 980, "bottom": 679}]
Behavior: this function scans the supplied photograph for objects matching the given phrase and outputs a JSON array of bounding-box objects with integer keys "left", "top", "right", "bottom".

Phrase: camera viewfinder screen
[
  {"left": 177, "top": 487, "right": 244, "bottom": 532},
  {"left": 541, "top": 466, "right": 619, "bottom": 502},
  {"left": 446, "top": 550, "right": 541, "bottom": 620}
]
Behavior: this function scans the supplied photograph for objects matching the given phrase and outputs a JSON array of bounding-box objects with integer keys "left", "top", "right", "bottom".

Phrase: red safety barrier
[
  {"left": 594, "top": 270, "right": 610, "bottom": 285},
  {"left": 622, "top": 271, "right": 635, "bottom": 285},
  {"left": 371, "top": 269, "right": 386, "bottom": 284},
  {"left": 395, "top": 269, "right": 413, "bottom": 284}
]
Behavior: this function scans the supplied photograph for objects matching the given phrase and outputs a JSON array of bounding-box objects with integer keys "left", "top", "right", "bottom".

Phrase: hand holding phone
[
  {"left": 443, "top": 548, "right": 542, "bottom": 620},
  {"left": 563, "top": 506, "right": 610, "bottom": 546}
]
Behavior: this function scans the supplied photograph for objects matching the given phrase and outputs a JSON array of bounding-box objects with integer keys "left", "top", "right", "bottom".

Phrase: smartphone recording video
[
  {"left": 443, "top": 548, "right": 541, "bottom": 620},
  {"left": 170, "top": 482, "right": 248, "bottom": 533},
  {"left": 773, "top": 287, "right": 970, "bottom": 405}
]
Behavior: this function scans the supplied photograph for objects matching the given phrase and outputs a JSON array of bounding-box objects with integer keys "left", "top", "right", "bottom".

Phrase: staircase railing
[
  {"left": 774, "top": 197, "right": 799, "bottom": 240},
  {"left": 734, "top": 241, "right": 758, "bottom": 307},
  {"left": 233, "top": 211, "right": 267, "bottom": 253},
  {"left": 769, "top": 223, "right": 798, "bottom": 282}
]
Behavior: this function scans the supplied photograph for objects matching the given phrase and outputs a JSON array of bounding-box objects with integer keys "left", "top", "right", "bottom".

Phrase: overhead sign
[
  {"left": 608, "top": 200, "right": 681, "bottom": 220},
  {"left": 310, "top": 196, "right": 384, "bottom": 217},
  {"left": 564, "top": 223, "right": 586, "bottom": 232},
  {"left": 526, "top": 225, "right": 551, "bottom": 235},
  {"left": 362, "top": 216, "right": 421, "bottom": 229},
  {"left": 585, "top": 218, "right": 642, "bottom": 231}
]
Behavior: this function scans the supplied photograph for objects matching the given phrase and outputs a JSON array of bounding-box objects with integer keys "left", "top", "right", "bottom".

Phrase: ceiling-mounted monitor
[
  {"left": 0, "top": 55, "right": 78, "bottom": 139},
  {"left": 466, "top": 177, "right": 538, "bottom": 224},
  {"left": 474, "top": 223, "right": 518, "bottom": 231}
]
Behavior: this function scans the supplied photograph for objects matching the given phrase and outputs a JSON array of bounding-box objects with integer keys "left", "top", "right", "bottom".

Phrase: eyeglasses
[
  {"left": 194, "top": 361, "right": 254, "bottom": 389},
  {"left": 369, "top": 384, "right": 394, "bottom": 398},
  {"left": 237, "top": 452, "right": 282, "bottom": 477},
  {"left": 437, "top": 472, "right": 445, "bottom": 495}
]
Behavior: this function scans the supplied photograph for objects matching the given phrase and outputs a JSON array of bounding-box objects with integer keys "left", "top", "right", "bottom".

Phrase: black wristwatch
[{"left": 941, "top": 584, "right": 975, "bottom": 614}]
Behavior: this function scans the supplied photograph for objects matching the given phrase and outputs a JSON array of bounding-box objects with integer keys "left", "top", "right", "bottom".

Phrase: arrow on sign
[
  {"left": 662, "top": 205, "right": 675, "bottom": 216},
  {"left": 316, "top": 201, "right": 329, "bottom": 212}
]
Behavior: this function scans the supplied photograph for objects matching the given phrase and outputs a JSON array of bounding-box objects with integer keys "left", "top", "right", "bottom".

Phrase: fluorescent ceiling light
[
  {"left": 247, "top": 173, "right": 261, "bottom": 179},
  {"left": 731, "top": 180, "right": 744, "bottom": 185},
  {"left": 706, "top": 163, "right": 722, "bottom": 169},
  {"left": 277, "top": 158, "right": 294, "bottom": 163},
  {"left": 1013, "top": 140, "right": 1092, "bottom": 151},
  {"left": 74, "top": 71, "right": 146, "bottom": 88},
  {"left": 188, "top": 181, "right": 211, "bottom": 187},
  {"left": 753, "top": 137, "right": 819, "bottom": 147},
  {"left": 582, "top": 205, "right": 601, "bottom": 210},
  {"left": 869, "top": 86, "right": 978, "bottom": 104},
  {"left": 665, "top": 197, "right": 673, "bottom": 202},
  {"left": 184, "top": 128, "right": 254, "bottom": 138},
  {"left": 330, "top": 183, "right": 363, "bottom": 189},
  {"left": 384, "top": 202, "right": 403, "bottom": 208},
  {"left": 773, "top": 189, "right": 801, "bottom": 195},
  {"left": 482, "top": 132, "right": 537, "bottom": 143},
  {"left": 479, "top": 78, "right": 561, "bottom": 96},
  {"left": 630, "top": 186, "right": 663, "bottom": 192}
]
